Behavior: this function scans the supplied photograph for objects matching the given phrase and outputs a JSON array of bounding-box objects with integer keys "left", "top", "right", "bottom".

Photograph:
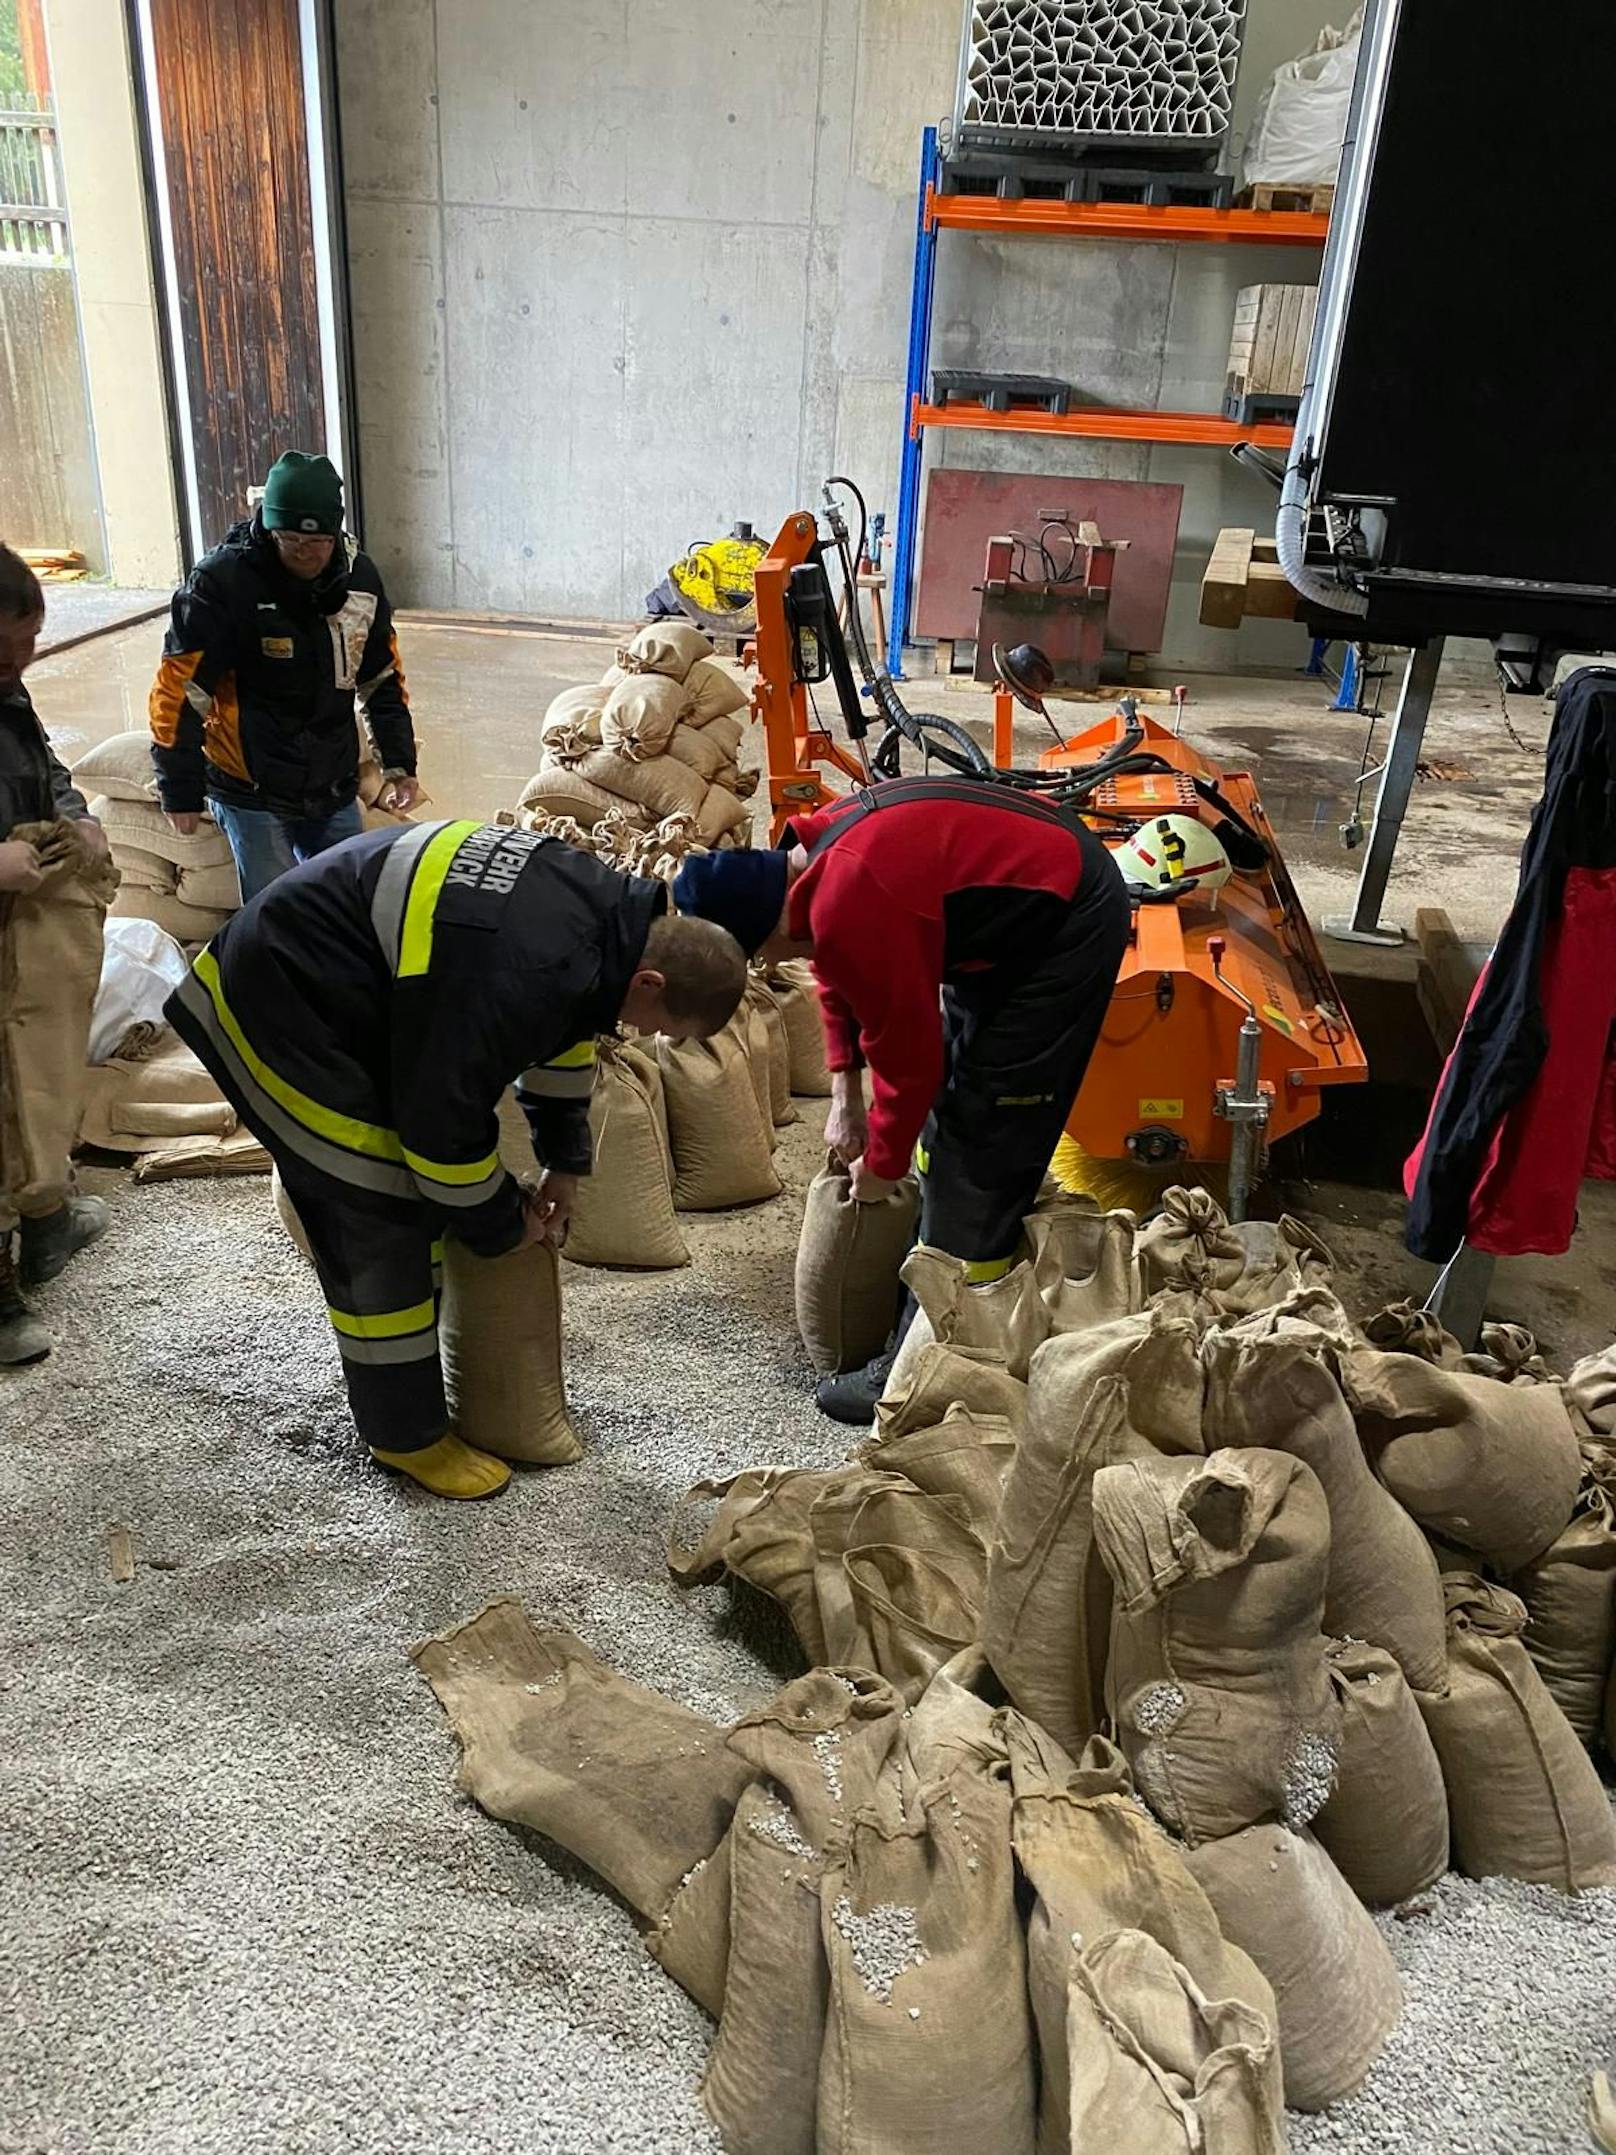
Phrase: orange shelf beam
[
  {"left": 911, "top": 397, "right": 1296, "bottom": 450},
  {"left": 926, "top": 188, "right": 1330, "bottom": 247}
]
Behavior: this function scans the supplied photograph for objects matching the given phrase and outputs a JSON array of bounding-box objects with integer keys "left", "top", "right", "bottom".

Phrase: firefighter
[
  {"left": 165, "top": 820, "right": 747, "bottom": 1497},
  {"left": 674, "top": 774, "right": 1129, "bottom": 1421},
  {"left": 149, "top": 451, "right": 422, "bottom": 901}
]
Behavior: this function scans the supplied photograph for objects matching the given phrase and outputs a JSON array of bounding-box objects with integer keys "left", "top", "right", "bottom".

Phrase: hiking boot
[
  {"left": 815, "top": 1346, "right": 898, "bottom": 1426},
  {"left": 19, "top": 1195, "right": 111, "bottom": 1287},
  {"left": 369, "top": 1432, "right": 512, "bottom": 1500},
  {"left": 1, "top": 1241, "right": 51, "bottom": 1366}
]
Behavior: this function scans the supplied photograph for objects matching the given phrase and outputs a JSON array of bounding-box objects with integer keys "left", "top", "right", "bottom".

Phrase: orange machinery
[{"left": 748, "top": 506, "right": 1367, "bottom": 1200}]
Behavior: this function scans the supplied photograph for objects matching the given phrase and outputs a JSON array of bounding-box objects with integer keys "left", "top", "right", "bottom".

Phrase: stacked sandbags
[
  {"left": 79, "top": 1027, "right": 267, "bottom": 1179},
  {"left": 72, "top": 730, "right": 241, "bottom": 943},
  {"left": 517, "top": 626, "right": 756, "bottom": 850}
]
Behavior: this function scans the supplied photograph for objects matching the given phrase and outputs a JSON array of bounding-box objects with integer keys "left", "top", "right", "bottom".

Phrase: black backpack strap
[{"left": 803, "top": 776, "right": 1078, "bottom": 862}]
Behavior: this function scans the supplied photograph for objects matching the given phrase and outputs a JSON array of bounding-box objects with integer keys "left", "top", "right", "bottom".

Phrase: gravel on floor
[{"left": 2, "top": 1119, "right": 1612, "bottom": 2154}]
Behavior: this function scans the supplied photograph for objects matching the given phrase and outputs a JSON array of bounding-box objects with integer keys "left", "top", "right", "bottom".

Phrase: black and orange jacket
[{"left": 149, "top": 514, "right": 416, "bottom": 819}]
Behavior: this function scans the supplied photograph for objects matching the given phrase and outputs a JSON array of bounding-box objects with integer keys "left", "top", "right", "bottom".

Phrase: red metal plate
[{"left": 914, "top": 468, "right": 1184, "bottom": 654}]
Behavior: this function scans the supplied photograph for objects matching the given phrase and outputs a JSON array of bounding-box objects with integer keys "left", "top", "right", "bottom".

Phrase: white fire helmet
[{"left": 1113, "top": 812, "right": 1233, "bottom": 894}]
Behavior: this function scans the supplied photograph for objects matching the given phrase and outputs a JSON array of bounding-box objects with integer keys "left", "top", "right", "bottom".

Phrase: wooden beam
[
  {"left": 1200, "top": 526, "right": 1255, "bottom": 628},
  {"left": 1414, "top": 906, "right": 1482, "bottom": 1056},
  {"left": 1244, "top": 561, "right": 1303, "bottom": 620}
]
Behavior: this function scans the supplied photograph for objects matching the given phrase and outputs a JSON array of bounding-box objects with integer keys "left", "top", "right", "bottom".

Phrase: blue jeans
[{"left": 211, "top": 799, "right": 365, "bottom": 903}]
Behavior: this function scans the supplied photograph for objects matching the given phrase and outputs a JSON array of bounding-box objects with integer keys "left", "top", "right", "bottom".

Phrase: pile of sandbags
[
  {"left": 79, "top": 1027, "right": 268, "bottom": 1179},
  {"left": 516, "top": 625, "right": 756, "bottom": 851},
  {"left": 71, "top": 730, "right": 241, "bottom": 944}
]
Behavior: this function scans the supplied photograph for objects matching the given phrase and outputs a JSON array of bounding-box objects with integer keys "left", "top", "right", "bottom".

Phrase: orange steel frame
[{"left": 754, "top": 511, "right": 868, "bottom": 841}]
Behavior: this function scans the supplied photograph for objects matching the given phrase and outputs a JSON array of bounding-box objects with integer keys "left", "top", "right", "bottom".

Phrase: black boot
[
  {"left": 815, "top": 1346, "right": 899, "bottom": 1426},
  {"left": 1, "top": 1237, "right": 51, "bottom": 1366},
  {"left": 19, "top": 1195, "right": 110, "bottom": 1287}
]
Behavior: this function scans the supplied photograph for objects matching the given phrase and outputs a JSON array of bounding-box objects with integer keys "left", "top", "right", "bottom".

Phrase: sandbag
[
  {"left": 1024, "top": 1199, "right": 1142, "bottom": 1331},
  {"left": 600, "top": 673, "right": 692, "bottom": 761},
  {"left": 1312, "top": 1639, "right": 1449, "bottom": 1906},
  {"left": 270, "top": 1164, "right": 312, "bottom": 1260},
  {"left": 1093, "top": 1448, "right": 1341, "bottom": 1847},
  {"left": 694, "top": 781, "right": 752, "bottom": 846},
  {"left": 86, "top": 793, "right": 235, "bottom": 870},
  {"left": 1183, "top": 1824, "right": 1402, "bottom": 2112},
  {"left": 887, "top": 1245, "right": 1052, "bottom": 1391},
  {"left": 564, "top": 1034, "right": 688, "bottom": 1270},
  {"left": 684, "top": 658, "right": 750, "bottom": 723},
  {"left": 110, "top": 843, "right": 177, "bottom": 894},
  {"left": 1341, "top": 1346, "right": 1583, "bottom": 1572},
  {"left": 809, "top": 1475, "right": 986, "bottom": 1687},
  {"left": 516, "top": 760, "right": 631, "bottom": 832},
  {"left": 794, "top": 1153, "right": 918, "bottom": 1375},
  {"left": 1459, "top": 1320, "right": 1556, "bottom": 1385},
  {"left": 1002, "top": 1717, "right": 1279, "bottom": 2152},
  {"left": 1361, "top": 1297, "right": 1464, "bottom": 1364},
  {"left": 411, "top": 1600, "right": 750, "bottom": 1920},
  {"left": 77, "top": 1031, "right": 243, "bottom": 1160},
  {"left": 539, "top": 682, "right": 609, "bottom": 747},
  {"left": 1567, "top": 1342, "right": 1616, "bottom": 1436},
  {"left": 668, "top": 1466, "right": 846, "bottom": 1664},
  {"left": 663, "top": 718, "right": 740, "bottom": 785},
  {"left": 69, "top": 728, "right": 159, "bottom": 803},
  {"left": 647, "top": 1808, "right": 733, "bottom": 2017},
  {"left": 1510, "top": 1487, "right": 1616, "bottom": 1743},
  {"left": 859, "top": 1402, "right": 1016, "bottom": 1535},
  {"left": 616, "top": 620, "right": 714, "bottom": 679},
  {"left": 738, "top": 982, "right": 779, "bottom": 1150},
  {"left": 1136, "top": 1186, "right": 1332, "bottom": 1313},
  {"left": 574, "top": 746, "right": 707, "bottom": 821},
  {"left": 1017, "top": 1307, "right": 1205, "bottom": 1458},
  {"left": 657, "top": 1022, "right": 781, "bottom": 1209},
  {"left": 873, "top": 1340, "right": 1027, "bottom": 1443},
  {"left": 1203, "top": 1326, "right": 1448, "bottom": 1692},
  {"left": 440, "top": 1234, "right": 582, "bottom": 1464},
  {"left": 769, "top": 957, "right": 831, "bottom": 1095},
  {"left": 1417, "top": 1573, "right": 1616, "bottom": 1890},
  {"left": 176, "top": 860, "right": 242, "bottom": 912},
  {"left": 1, "top": 822, "right": 118, "bottom": 1216},
  {"left": 745, "top": 974, "right": 796, "bottom": 1126},
  {"left": 108, "top": 885, "right": 232, "bottom": 945}
]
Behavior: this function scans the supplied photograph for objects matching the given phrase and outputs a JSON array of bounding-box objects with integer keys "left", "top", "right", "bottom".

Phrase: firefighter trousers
[
  {"left": 915, "top": 870, "right": 1130, "bottom": 1273},
  {"left": 277, "top": 1155, "right": 449, "bottom": 1454}
]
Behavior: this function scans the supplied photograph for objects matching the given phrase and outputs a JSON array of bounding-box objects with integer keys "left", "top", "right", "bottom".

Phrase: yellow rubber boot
[{"left": 369, "top": 1433, "right": 512, "bottom": 1500}]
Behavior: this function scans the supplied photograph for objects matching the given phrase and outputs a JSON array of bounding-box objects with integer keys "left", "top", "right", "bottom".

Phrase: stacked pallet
[{"left": 1225, "top": 282, "right": 1319, "bottom": 423}]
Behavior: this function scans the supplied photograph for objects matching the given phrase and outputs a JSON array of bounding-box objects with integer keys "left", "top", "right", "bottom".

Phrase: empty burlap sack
[
  {"left": 795, "top": 1154, "right": 918, "bottom": 1375},
  {"left": 1093, "top": 1448, "right": 1341, "bottom": 1847},
  {"left": 685, "top": 657, "right": 750, "bottom": 723},
  {"left": 1418, "top": 1573, "right": 1616, "bottom": 1889},
  {"left": 615, "top": 620, "right": 714, "bottom": 679},
  {"left": 540, "top": 682, "right": 608, "bottom": 747},
  {"left": 440, "top": 1235, "right": 582, "bottom": 1464},
  {"left": 1362, "top": 1297, "right": 1465, "bottom": 1364},
  {"left": 647, "top": 1804, "right": 733, "bottom": 2017},
  {"left": 744, "top": 974, "right": 796, "bottom": 1127},
  {"left": 1, "top": 822, "right": 118, "bottom": 1216},
  {"left": 860, "top": 1402, "right": 1016, "bottom": 1535},
  {"left": 1341, "top": 1346, "right": 1583, "bottom": 1573},
  {"left": 1137, "top": 1186, "right": 1332, "bottom": 1313},
  {"left": 175, "top": 860, "right": 241, "bottom": 912},
  {"left": 1024, "top": 1198, "right": 1143, "bottom": 1331},
  {"left": 1184, "top": 1825, "right": 1402, "bottom": 2111},
  {"left": 657, "top": 1022, "right": 781, "bottom": 1209},
  {"left": 770, "top": 957, "right": 831, "bottom": 1095},
  {"left": 515, "top": 761, "right": 629, "bottom": 832},
  {"left": 1313, "top": 1639, "right": 1449, "bottom": 1905},
  {"left": 887, "top": 1245, "right": 1052, "bottom": 1392},
  {"left": 270, "top": 1164, "right": 312, "bottom": 1260},
  {"left": 600, "top": 673, "right": 692, "bottom": 761},
  {"left": 1003, "top": 1717, "right": 1279, "bottom": 2153},
  {"left": 668, "top": 1465, "right": 842, "bottom": 1663},
  {"left": 1459, "top": 1320, "right": 1556, "bottom": 1385},
  {"left": 565, "top": 1034, "right": 688, "bottom": 1269},
  {"left": 86, "top": 793, "right": 234, "bottom": 871},
  {"left": 1567, "top": 1343, "right": 1616, "bottom": 1437},
  {"left": 1203, "top": 1327, "right": 1448, "bottom": 1692},
  {"left": 108, "top": 885, "right": 231, "bottom": 945},
  {"left": 873, "top": 1340, "right": 1027, "bottom": 1443},
  {"left": 810, "top": 1476, "right": 987, "bottom": 1694},
  {"left": 411, "top": 1600, "right": 750, "bottom": 1919},
  {"left": 817, "top": 1675, "right": 1037, "bottom": 2155},
  {"left": 69, "top": 728, "right": 158, "bottom": 803},
  {"left": 1510, "top": 1487, "right": 1616, "bottom": 1742}
]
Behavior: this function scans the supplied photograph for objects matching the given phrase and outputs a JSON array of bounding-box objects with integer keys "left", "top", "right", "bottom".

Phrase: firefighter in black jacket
[
  {"left": 148, "top": 452, "right": 422, "bottom": 900},
  {"left": 165, "top": 819, "right": 747, "bottom": 1499}
]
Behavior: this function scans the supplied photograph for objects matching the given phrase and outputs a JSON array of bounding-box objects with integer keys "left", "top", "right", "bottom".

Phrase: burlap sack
[
  {"left": 270, "top": 1164, "right": 312, "bottom": 1260},
  {"left": 663, "top": 718, "right": 738, "bottom": 785},
  {"left": 69, "top": 728, "right": 158, "bottom": 802},
  {"left": 1459, "top": 1321, "right": 1556, "bottom": 1385},
  {"left": 684, "top": 658, "right": 750, "bottom": 723},
  {"left": 110, "top": 843, "right": 178, "bottom": 894},
  {"left": 1418, "top": 1573, "right": 1616, "bottom": 1889},
  {"left": 647, "top": 1807, "right": 733, "bottom": 2017},
  {"left": 1567, "top": 1343, "right": 1616, "bottom": 1437},
  {"left": 769, "top": 957, "right": 831, "bottom": 1095},
  {"left": 516, "top": 761, "right": 628, "bottom": 832},
  {"left": 86, "top": 793, "right": 235, "bottom": 870},
  {"left": 600, "top": 673, "right": 693, "bottom": 760},
  {"left": 859, "top": 1402, "right": 1016, "bottom": 1534},
  {"left": 737, "top": 983, "right": 779, "bottom": 1151},
  {"left": 668, "top": 1466, "right": 841, "bottom": 1663},
  {"left": 1361, "top": 1298, "right": 1465, "bottom": 1364},
  {"left": 1093, "top": 1449, "right": 1341, "bottom": 1847},
  {"left": 1509, "top": 1487, "right": 1616, "bottom": 1743},
  {"left": 615, "top": 620, "right": 714, "bottom": 679},
  {"left": 694, "top": 781, "right": 751, "bottom": 846},
  {"left": 108, "top": 884, "right": 231, "bottom": 944},
  {"left": 1066, "top": 1933, "right": 1286, "bottom": 2155},
  {"left": 574, "top": 745, "right": 707, "bottom": 821},
  {"left": 440, "top": 1236, "right": 582, "bottom": 1464},
  {"left": 873, "top": 1341, "right": 1027, "bottom": 1443},
  {"left": 1202, "top": 1328, "right": 1448, "bottom": 1692},
  {"left": 1002, "top": 1717, "right": 1279, "bottom": 2154},
  {"left": 744, "top": 974, "right": 796, "bottom": 1127},
  {"left": 1183, "top": 1825, "right": 1402, "bottom": 2112},
  {"left": 887, "top": 1245, "right": 1052, "bottom": 1392},
  {"left": 1313, "top": 1640, "right": 1449, "bottom": 1905},
  {"left": 539, "top": 682, "right": 608, "bottom": 747},
  {"left": 78, "top": 1032, "right": 242, "bottom": 1157},
  {"left": 1341, "top": 1346, "right": 1583, "bottom": 1572},
  {"left": 816, "top": 1676, "right": 1037, "bottom": 2155},
  {"left": 810, "top": 1476, "right": 986, "bottom": 1686},
  {"left": 176, "top": 860, "right": 242, "bottom": 912},
  {"left": 657, "top": 1021, "right": 780, "bottom": 1209},
  {"left": 795, "top": 1154, "right": 918, "bottom": 1375},
  {"left": 564, "top": 1035, "right": 688, "bottom": 1269},
  {"left": 411, "top": 1601, "right": 751, "bottom": 1919},
  {"left": 1024, "top": 1198, "right": 1142, "bottom": 1332},
  {"left": 1, "top": 822, "right": 118, "bottom": 1215},
  {"left": 1137, "top": 1186, "right": 1332, "bottom": 1313}
]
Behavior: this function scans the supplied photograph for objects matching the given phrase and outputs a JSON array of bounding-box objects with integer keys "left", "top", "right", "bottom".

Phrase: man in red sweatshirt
[{"left": 675, "top": 774, "right": 1129, "bottom": 1417}]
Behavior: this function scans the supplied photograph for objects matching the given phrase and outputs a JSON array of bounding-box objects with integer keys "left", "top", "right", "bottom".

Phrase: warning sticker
[
  {"left": 1262, "top": 1005, "right": 1295, "bottom": 1037},
  {"left": 1139, "top": 1098, "right": 1184, "bottom": 1120}
]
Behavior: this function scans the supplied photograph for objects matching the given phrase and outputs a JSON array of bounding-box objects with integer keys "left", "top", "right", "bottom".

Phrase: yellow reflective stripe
[
  {"left": 403, "top": 1145, "right": 500, "bottom": 1187},
  {"left": 193, "top": 949, "right": 404, "bottom": 1163},
  {"left": 398, "top": 820, "right": 481, "bottom": 979},
  {"left": 429, "top": 1238, "right": 445, "bottom": 1264},
  {"left": 914, "top": 1141, "right": 931, "bottom": 1176},
  {"left": 964, "top": 1256, "right": 1012, "bottom": 1284},
  {"left": 327, "top": 1297, "right": 437, "bottom": 1340},
  {"left": 544, "top": 1039, "right": 598, "bottom": 1070}
]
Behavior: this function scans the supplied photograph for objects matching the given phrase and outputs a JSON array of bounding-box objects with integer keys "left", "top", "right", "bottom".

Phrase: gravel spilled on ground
[{"left": 2, "top": 1125, "right": 1612, "bottom": 2153}]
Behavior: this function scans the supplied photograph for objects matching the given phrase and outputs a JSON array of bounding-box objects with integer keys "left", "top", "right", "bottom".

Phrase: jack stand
[
  {"left": 1324, "top": 637, "right": 1446, "bottom": 946},
  {"left": 1426, "top": 1241, "right": 1496, "bottom": 1351},
  {"left": 1209, "top": 936, "right": 1270, "bottom": 1223}
]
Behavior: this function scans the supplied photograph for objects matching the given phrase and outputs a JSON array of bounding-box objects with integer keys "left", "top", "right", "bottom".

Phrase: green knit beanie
[{"left": 262, "top": 451, "right": 344, "bottom": 536}]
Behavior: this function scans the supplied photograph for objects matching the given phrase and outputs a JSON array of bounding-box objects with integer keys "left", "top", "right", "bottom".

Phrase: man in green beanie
[{"left": 149, "top": 451, "right": 423, "bottom": 900}]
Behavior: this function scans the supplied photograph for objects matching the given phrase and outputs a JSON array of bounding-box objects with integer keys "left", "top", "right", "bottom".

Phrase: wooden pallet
[
  {"left": 1237, "top": 180, "right": 1335, "bottom": 216},
  {"left": 1199, "top": 527, "right": 1301, "bottom": 628}
]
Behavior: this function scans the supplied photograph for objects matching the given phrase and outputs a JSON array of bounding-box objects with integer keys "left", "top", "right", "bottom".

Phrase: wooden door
[{"left": 142, "top": 0, "right": 328, "bottom": 554}]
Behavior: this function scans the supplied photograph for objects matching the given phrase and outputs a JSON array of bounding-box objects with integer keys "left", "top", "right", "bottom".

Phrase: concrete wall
[{"left": 338, "top": 0, "right": 1345, "bottom": 667}]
